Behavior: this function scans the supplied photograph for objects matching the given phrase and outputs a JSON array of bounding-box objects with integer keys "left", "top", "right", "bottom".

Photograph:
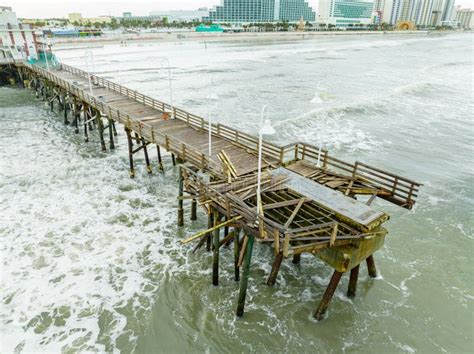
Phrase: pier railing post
[{"left": 236, "top": 234, "right": 254, "bottom": 317}]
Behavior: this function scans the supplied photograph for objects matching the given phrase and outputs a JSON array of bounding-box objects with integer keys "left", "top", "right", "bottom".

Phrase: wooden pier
[{"left": 3, "top": 59, "right": 421, "bottom": 321}]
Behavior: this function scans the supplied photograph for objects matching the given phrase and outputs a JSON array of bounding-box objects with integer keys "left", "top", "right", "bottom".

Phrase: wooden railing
[
  {"left": 60, "top": 63, "right": 293, "bottom": 165},
  {"left": 26, "top": 62, "right": 221, "bottom": 175},
  {"left": 25, "top": 61, "right": 421, "bottom": 208},
  {"left": 295, "top": 143, "right": 421, "bottom": 208}
]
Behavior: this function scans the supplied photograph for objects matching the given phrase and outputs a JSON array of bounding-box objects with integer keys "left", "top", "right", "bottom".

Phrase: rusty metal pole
[
  {"left": 314, "top": 270, "right": 343, "bottom": 321},
  {"left": 347, "top": 265, "right": 359, "bottom": 298}
]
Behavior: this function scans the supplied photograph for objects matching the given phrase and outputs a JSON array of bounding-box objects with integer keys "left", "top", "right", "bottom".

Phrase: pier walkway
[{"left": 6, "top": 59, "right": 421, "bottom": 321}]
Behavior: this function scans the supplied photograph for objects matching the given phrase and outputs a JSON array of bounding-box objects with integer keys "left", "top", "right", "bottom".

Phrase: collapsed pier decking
[{"left": 2, "top": 58, "right": 421, "bottom": 321}]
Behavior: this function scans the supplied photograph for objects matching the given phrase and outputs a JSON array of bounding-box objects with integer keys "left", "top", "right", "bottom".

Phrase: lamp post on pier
[
  {"left": 160, "top": 58, "right": 174, "bottom": 118},
  {"left": 256, "top": 105, "right": 275, "bottom": 216},
  {"left": 206, "top": 92, "right": 219, "bottom": 157}
]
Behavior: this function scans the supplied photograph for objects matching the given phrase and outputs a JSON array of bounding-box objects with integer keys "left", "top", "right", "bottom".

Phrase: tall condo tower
[{"left": 204, "top": 0, "right": 316, "bottom": 24}]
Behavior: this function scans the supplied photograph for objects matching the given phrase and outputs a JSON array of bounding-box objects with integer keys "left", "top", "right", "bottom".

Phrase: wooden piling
[
  {"left": 157, "top": 145, "right": 164, "bottom": 172},
  {"left": 178, "top": 167, "right": 184, "bottom": 227},
  {"left": 314, "top": 270, "right": 343, "bottom": 321},
  {"left": 234, "top": 228, "right": 241, "bottom": 281},
  {"left": 108, "top": 118, "right": 115, "bottom": 150},
  {"left": 171, "top": 153, "right": 176, "bottom": 166},
  {"left": 83, "top": 104, "right": 89, "bottom": 143},
  {"left": 347, "top": 265, "right": 359, "bottom": 298},
  {"left": 191, "top": 199, "right": 197, "bottom": 221},
  {"left": 63, "top": 95, "right": 69, "bottom": 125},
  {"left": 267, "top": 251, "right": 284, "bottom": 286},
  {"left": 292, "top": 254, "right": 301, "bottom": 265},
  {"left": 212, "top": 210, "right": 220, "bottom": 286},
  {"left": 125, "top": 127, "right": 135, "bottom": 178},
  {"left": 96, "top": 111, "right": 106, "bottom": 151},
  {"left": 236, "top": 234, "right": 254, "bottom": 317},
  {"left": 206, "top": 212, "right": 212, "bottom": 251},
  {"left": 141, "top": 138, "right": 152, "bottom": 174},
  {"left": 366, "top": 255, "right": 377, "bottom": 278}
]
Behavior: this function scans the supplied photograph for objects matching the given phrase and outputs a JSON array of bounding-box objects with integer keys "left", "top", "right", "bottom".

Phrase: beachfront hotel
[
  {"left": 204, "top": 0, "right": 316, "bottom": 24},
  {"left": 317, "top": 0, "right": 374, "bottom": 27}
]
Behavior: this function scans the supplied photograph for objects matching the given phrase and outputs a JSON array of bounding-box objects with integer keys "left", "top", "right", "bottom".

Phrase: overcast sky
[{"left": 4, "top": 0, "right": 474, "bottom": 19}]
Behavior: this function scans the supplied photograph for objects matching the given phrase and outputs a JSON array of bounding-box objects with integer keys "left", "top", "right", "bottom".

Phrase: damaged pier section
[{"left": 3, "top": 58, "right": 421, "bottom": 321}]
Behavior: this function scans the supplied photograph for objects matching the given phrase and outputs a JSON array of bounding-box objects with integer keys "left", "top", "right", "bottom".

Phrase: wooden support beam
[
  {"left": 212, "top": 210, "right": 220, "bottom": 286},
  {"left": 206, "top": 213, "right": 212, "bottom": 251},
  {"left": 366, "top": 255, "right": 377, "bottom": 278},
  {"left": 191, "top": 199, "right": 197, "bottom": 221},
  {"left": 284, "top": 198, "right": 306, "bottom": 229},
  {"left": 142, "top": 137, "right": 152, "bottom": 174},
  {"left": 263, "top": 198, "right": 304, "bottom": 211},
  {"left": 292, "top": 253, "right": 301, "bottom": 265},
  {"left": 181, "top": 216, "right": 242, "bottom": 244},
  {"left": 108, "top": 118, "right": 115, "bottom": 150},
  {"left": 178, "top": 167, "right": 184, "bottom": 227},
  {"left": 314, "top": 270, "right": 343, "bottom": 321},
  {"left": 234, "top": 228, "right": 241, "bottom": 281},
  {"left": 83, "top": 104, "right": 89, "bottom": 143},
  {"left": 157, "top": 145, "right": 164, "bottom": 172},
  {"left": 96, "top": 111, "right": 106, "bottom": 152},
  {"left": 125, "top": 127, "right": 134, "bottom": 178},
  {"left": 347, "top": 265, "right": 359, "bottom": 298},
  {"left": 236, "top": 234, "right": 254, "bottom": 317},
  {"left": 267, "top": 252, "right": 283, "bottom": 286}
]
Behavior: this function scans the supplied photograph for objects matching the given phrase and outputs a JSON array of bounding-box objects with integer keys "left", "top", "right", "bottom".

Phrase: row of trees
[{"left": 29, "top": 17, "right": 459, "bottom": 32}]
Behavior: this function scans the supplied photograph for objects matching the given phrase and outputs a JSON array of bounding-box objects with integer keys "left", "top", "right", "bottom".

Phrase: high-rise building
[
  {"left": 204, "top": 0, "right": 315, "bottom": 24},
  {"left": 441, "top": 0, "right": 455, "bottom": 21},
  {"left": 317, "top": 0, "right": 374, "bottom": 27},
  {"left": 456, "top": 7, "right": 474, "bottom": 29},
  {"left": 374, "top": 0, "right": 456, "bottom": 26}
]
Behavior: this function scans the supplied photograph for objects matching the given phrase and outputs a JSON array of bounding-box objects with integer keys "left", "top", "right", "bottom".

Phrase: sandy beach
[{"left": 49, "top": 29, "right": 445, "bottom": 49}]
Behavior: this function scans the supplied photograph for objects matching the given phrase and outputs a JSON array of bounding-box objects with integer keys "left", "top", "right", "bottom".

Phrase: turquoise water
[{"left": 1, "top": 33, "right": 473, "bottom": 352}]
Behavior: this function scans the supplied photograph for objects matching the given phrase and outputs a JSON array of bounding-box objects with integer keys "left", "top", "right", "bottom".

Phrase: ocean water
[{"left": 1, "top": 33, "right": 473, "bottom": 353}]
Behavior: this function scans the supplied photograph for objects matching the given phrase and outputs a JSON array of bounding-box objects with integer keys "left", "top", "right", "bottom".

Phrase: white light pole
[
  {"left": 160, "top": 58, "right": 173, "bottom": 117},
  {"left": 85, "top": 54, "right": 93, "bottom": 96},
  {"left": 256, "top": 106, "right": 275, "bottom": 216},
  {"left": 206, "top": 92, "right": 219, "bottom": 157}
]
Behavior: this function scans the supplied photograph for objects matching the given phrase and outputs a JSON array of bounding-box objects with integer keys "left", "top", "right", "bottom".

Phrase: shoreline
[{"left": 51, "top": 29, "right": 465, "bottom": 49}]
